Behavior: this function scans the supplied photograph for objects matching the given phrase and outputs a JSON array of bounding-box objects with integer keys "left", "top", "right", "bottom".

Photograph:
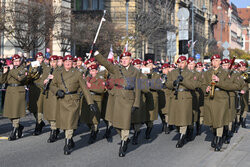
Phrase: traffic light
[{"left": 179, "top": 40, "right": 188, "bottom": 54}]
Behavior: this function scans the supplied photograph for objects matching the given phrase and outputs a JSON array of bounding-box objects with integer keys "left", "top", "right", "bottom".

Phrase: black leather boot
[
  {"left": 176, "top": 134, "right": 186, "bottom": 148},
  {"left": 162, "top": 122, "right": 167, "bottom": 133},
  {"left": 69, "top": 138, "right": 75, "bottom": 148},
  {"left": 103, "top": 126, "right": 113, "bottom": 142},
  {"left": 215, "top": 137, "right": 223, "bottom": 152},
  {"left": 211, "top": 131, "right": 216, "bottom": 148},
  {"left": 64, "top": 139, "right": 71, "bottom": 155},
  {"left": 119, "top": 140, "right": 126, "bottom": 157},
  {"left": 224, "top": 130, "right": 232, "bottom": 144},
  {"left": 47, "top": 130, "right": 57, "bottom": 143},
  {"left": 242, "top": 118, "right": 247, "bottom": 128},
  {"left": 88, "top": 130, "right": 98, "bottom": 144},
  {"left": 32, "top": 121, "right": 45, "bottom": 136},
  {"left": 222, "top": 126, "right": 228, "bottom": 143},
  {"left": 145, "top": 127, "right": 152, "bottom": 139},
  {"left": 8, "top": 127, "right": 17, "bottom": 141},
  {"left": 196, "top": 122, "right": 201, "bottom": 136},
  {"left": 186, "top": 126, "right": 194, "bottom": 142},
  {"left": 132, "top": 131, "right": 140, "bottom": 145},
  {"left": 17, "top": 124, "right": 24, "bottom": 139}
]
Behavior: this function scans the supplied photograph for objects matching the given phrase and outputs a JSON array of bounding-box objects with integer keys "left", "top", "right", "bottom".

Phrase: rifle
[
  {"left": 42, "top": 68, "right": 54, "bottom": 97},
  {"left": 174, "top": 68, "right": 182, "bottom": 99}
]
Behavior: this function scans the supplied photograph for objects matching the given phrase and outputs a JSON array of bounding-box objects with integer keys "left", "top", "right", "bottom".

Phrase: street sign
[
  {"left": 179, "top": 30, "right": 189, "bottom": 40},
  {"left": 177, "top": 8, "right": 190, "bottom": 20},
  {"left": 223, "top": 49, "right": 230, "bottom": 57},
  {"left": 195, "top": 54, "right": 201, "bottom": 59},
  {"left": 179, "top": 20, "right": 189, "bottom": 30},
  {"left": 222, "top": 41, "right": 230, "bottom": 49}
]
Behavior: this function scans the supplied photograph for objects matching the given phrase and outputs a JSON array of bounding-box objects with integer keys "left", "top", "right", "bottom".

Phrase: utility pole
[{"left": 191, "top": 0, "right": 195, "bottom": 58}]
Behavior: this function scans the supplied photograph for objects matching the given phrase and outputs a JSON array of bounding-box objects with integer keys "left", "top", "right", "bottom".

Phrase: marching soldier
[
  {"left": 76, "top": 57, "right": 85, "bottom": 73},
  {"left": 144, "top": 59, "right": 162, "bottom": 139},
  {"left": 80, "top": 64, "right": 105, "bottom": 144},
  {"left": 50, "top": 55, "right": 97, "bottom": 155},
  {"left": 3, "top": 54, "right": 27, "bottom": 140},
  {"left": 57, "top": 56, "right": 63, "bottom": 69},
  {"left": 159, "top": 63, "right": 173, "bottom": 134},
  {"left": 28, "top": 52, "right": 48, "bottom": 135},
  {"left": 73, "top": 57, "right": 77, "bottom": 68},
  {"left": 221, "top": 58, "right": 244, "bottom": 144},
  {"left": 94, "top": 51, "right": 140, "bottom": 157},
  {"left": 202, "top": 55, "right": 240, "bottom": 151},
  {"left": 43, "top": 55, "right": 60, "bottom": 143},
  {"left": 166, "top": 56, "right": 196, "bottom": 148},
  {"left": 195, "top": 62, "right": 205, "bottom": 135},
  {"left": 131, "top": 59, "right": 148, "bottom": 145},
  {"left": 102, "top": 59, "right": 116, "bottom": 142},
  {"left": 238, "top": 61, "right": 249, "bottom": 128}
]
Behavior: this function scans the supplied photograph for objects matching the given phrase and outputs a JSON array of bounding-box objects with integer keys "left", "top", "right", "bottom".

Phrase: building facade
[
  {"left": 238, "top": 7, "right": 250, "bottom": 53},
  {"left": 0, "top": 0, "right": 71, "bottom": 58}
]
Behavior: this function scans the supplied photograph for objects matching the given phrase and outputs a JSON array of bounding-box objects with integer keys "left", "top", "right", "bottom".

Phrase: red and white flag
[{"left": 108, "top": 45, "right": 114, "bottom": 60}]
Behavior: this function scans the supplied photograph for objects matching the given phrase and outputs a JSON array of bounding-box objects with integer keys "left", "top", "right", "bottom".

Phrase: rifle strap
[{"left": 61, "top": 73, "right": 69, "bottom": 93}]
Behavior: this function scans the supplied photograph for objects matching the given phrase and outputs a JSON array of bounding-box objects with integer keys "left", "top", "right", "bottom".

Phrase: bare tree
[
  {"left": 1, "top": 0, "right": 63, "bottom": 57},
  {"left": 135, "top": 0, "right": 176, "bottom": 44},
  {"left": 71, "top": 12, "right": 123, "bottom": 58}
]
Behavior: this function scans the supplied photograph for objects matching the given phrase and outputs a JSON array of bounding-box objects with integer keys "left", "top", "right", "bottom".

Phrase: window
[{"left": 75, "top": 0, "right": 104, "bottom": 11}]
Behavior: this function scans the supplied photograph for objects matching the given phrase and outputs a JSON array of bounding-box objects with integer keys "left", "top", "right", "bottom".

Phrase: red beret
[
  {"left": 107, "top": 59, "right": 113, "bottom": 64},
  {"left": 187, "top": 57, "right": 194, "bottom": 64},
  {"left": 177, "top": 56, "right": 187, "bottom": 63},
  {"left": 161, "top": 63, "right": 170, "bottom": 69},
  {"left": 234, "top": 64, "right": 239, "bottom": 69},
  {"left": 146, "top": 59, "right": 153, "bottom": 65},
  {"left": 73, "top": 57, "right": 77, "bottom": 62},
  {"left": 238, "top": 61, "right": 247, "bottom": 67},
  {"left": 211, "top": 54, "right": 221, "bottom": 61},
  {"left": 89, "top": 57, "right": 96, "bottom": 63},
  {"left": 132, "top": 59, "right": 142, "bottom": 65},
  {"left": 120, "top": 52, "right": 131, "bottom": 59},
  {"left": 57, "top": 56, "right": 63, "bottom": 60},
  {"left": 88, "top": 64, "right": 98, "bottom": 70},
  {"left": 196, "top": 62, "right": 203, "bottom": 67},
  {"left": 77, "top": 57, "right": 83, "bottom": 61},
  {"left": 63, "top": 55, "right": 73, "bottom": 61},
  {"left": 170, "top": 64, "right": 176, "bottom": 68},
  {"left": 221, "top": 58, "right": 230, "bottom": 64},
  {"left": 12, "top": 54, "right": 21, "bottom": 61},
  {"left": 49, "top": 55, "right": 58, "bottom": 61},
  {"left": 35, "top": 52, "right": 43, "bottom": 59}
]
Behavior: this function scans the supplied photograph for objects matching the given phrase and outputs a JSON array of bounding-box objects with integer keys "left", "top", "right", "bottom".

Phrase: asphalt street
[{"left": 0, "top": 113, "right": 250, "bottom": 167}]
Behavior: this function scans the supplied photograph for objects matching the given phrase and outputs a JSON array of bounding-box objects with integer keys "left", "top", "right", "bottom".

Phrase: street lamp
[
  {"left": 126, "top": 0, "right": 129, "bottom": 37},
  {"left": 191, "top": 0, "right": 195, "bottom": 58}
]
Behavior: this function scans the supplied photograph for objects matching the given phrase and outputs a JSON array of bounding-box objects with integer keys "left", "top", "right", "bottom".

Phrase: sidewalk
[{"left": 194, "top": 113, "right": 250, "bottom": 167}]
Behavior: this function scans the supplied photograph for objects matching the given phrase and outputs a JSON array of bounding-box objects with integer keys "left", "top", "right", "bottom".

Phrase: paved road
[{"left": 0, "top": 113, "right": 249, "bottom": 167}]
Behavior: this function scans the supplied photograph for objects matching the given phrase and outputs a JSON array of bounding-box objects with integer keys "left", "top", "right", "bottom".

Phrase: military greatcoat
[
  {"left": 50, "top": 68, "right": 94, "bottom": 130},
  {"left": 95, "top": 54, "right": 141, "bottom": 130}
]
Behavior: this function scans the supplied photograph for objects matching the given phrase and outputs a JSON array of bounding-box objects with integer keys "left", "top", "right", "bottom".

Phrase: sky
[{"left": 230, "top": 0, "right": 250, "bottom": 8}]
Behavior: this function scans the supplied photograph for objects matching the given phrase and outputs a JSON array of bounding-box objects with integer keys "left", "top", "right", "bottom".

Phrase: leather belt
[
  {"left": 177, "top": 88, "right": 189, "bottom": 92},
  {"left": 65, "top": 91, "right": 77, "bottom": 95},
  {"left": 8, "top": 84, "right": 23, "bottom": 87},
  {"left": 90, "top": 91, "right": 102, "bottom": 96}
]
